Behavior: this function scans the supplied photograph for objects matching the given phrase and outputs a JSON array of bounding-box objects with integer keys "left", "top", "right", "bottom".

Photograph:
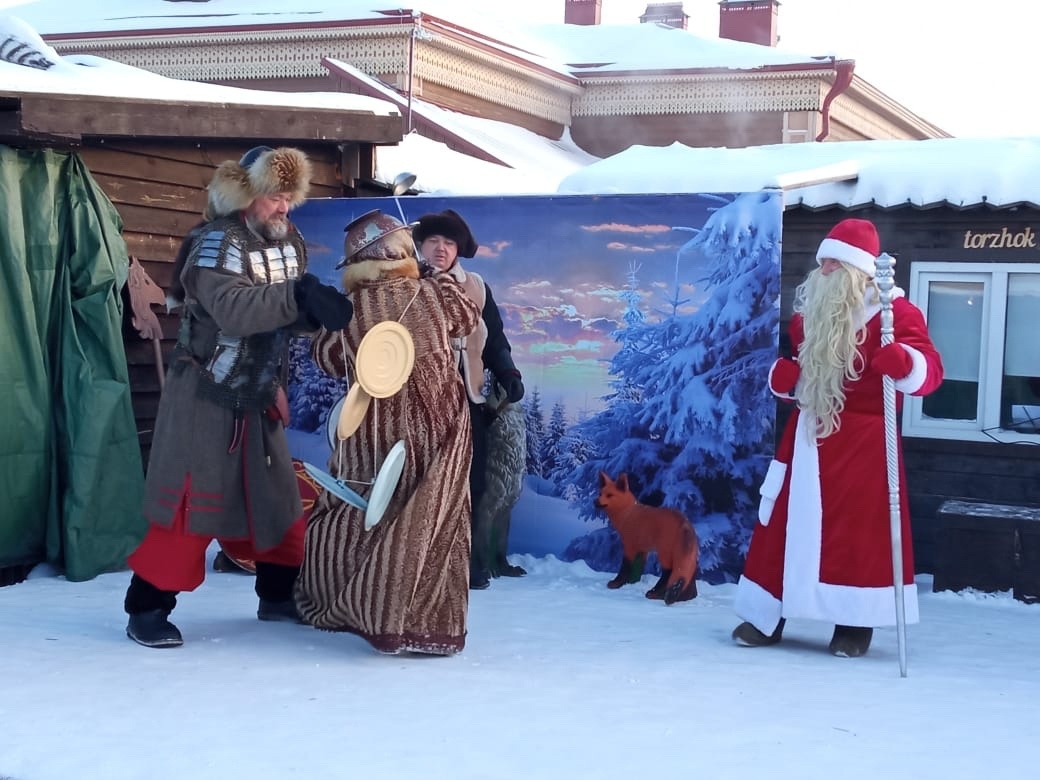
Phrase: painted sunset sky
[{"left": 292, "top": 193, "right": 731, "bottom": 419}]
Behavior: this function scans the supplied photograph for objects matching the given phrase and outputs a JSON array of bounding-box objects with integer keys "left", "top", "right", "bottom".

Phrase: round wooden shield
[
  {"left": 336, "top": 382, "right": 371, "bottom": 440},
  {"left": 355, "top": 321, "right": 415, "bottom": 399}
]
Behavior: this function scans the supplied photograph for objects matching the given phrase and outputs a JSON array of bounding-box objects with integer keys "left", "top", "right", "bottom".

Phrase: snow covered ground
[{"left": 1, "top": 550, "right": 1036, "bottom": 780}]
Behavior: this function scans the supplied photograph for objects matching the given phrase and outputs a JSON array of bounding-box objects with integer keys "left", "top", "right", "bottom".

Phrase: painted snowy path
[{"left": 1, "top": 553, "right": 1037, "bottom": 780}]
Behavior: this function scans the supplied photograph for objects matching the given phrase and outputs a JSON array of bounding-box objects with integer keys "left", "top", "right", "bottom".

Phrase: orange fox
[{"left": 595, "top": 471, "right": 699, "bottom": 604}]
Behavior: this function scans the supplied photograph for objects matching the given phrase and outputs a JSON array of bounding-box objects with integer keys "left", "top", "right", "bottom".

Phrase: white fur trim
[
  {"left": 734, "top": 575, "right": 783, "bottom": 636},
  {"left": 817, "top": 237, "right": 876, "bottom": 277},
  {"left": 779, "top": 413, "right": 919, "bottom": 627},
  {"left": 758, "top": 460, "right": 788, "bottom": 526},
  {"left": 893, "top": 344, "right": 928, "bottom": 394}
]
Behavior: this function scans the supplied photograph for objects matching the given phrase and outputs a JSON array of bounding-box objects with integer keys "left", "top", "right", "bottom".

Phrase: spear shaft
[{"left": 875, "top": 252, "right": 908, "bottom": 678}]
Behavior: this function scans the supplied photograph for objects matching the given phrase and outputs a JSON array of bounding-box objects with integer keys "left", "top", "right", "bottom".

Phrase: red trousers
[{"left": 128, "top": 473, "right": 305, "bottom": 593}]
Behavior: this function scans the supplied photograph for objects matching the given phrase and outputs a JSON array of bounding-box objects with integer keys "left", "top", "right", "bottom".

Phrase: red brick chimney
[
  {"left": 719, "top": 0, "right": 780, "bottom": 47},
  {"left": 639, "top": 3, "right": 689, "bottom": 30},
  {"left": 564, "top": 0, "right": 602, "bottom": 25}
]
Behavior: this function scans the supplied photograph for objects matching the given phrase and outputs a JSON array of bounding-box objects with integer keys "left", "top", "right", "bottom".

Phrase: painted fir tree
[
  {"left": 563, "top": 193, "right": 782, "bottom": 582},
  {"left": 523, "top": 387, "right": 546, "bottom": 476}
]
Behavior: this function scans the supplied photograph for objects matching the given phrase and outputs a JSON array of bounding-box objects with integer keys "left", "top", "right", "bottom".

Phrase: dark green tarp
[{"left": 1, "top": 145, "right": 145, "bottom": 581}]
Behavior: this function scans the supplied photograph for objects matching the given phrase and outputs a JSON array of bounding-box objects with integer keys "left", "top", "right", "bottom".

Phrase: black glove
[
  {"left": 293, "top": 273, "right": 353, "bottom": 331},
  {"left": 501, "top": 369, "right": 525, "bottom": 403}
]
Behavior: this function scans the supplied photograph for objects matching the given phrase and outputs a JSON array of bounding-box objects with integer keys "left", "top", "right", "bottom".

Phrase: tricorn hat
[
  {"left": 206, "top": 146, "right": 312, "bottom": 219},
  {"left": 412, "top": 209, "right": 478, "bottom": 258}
]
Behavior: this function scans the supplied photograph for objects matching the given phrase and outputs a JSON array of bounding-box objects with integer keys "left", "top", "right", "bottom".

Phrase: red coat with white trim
[{"left": 735, "top": 292, "right": 944, "bottom": 635}]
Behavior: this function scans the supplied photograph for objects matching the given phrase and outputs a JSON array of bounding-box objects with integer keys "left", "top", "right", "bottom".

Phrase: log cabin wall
[
  {"left": 77, "top": 141, "right": 348, "bottom": 469},
  {"left": 780, "top": 205, "right": 1040, "bottom": 571}
]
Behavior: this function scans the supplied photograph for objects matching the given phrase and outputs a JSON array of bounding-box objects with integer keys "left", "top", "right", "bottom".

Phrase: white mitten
[{"left": 757, "top": 460, "right": 788, "bottom": 526}]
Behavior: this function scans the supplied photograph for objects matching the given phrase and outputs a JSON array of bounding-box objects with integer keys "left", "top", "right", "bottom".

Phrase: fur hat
[
  {"left": 412, "top": 209, "right": 478, "bottom": 258},
  {"left": 816, "top": 218, "right": 880, "bottom": 277},
  {"left": 205, "top": 146, "right": 311, "bottom": 218}
]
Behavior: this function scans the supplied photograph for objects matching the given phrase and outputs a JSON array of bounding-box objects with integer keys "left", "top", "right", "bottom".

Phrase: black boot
[
  {"left": 255, "top": 562, "right": 304, "bottom": 623},
  {"left": 469, "top": 562, "right": 491, "bottom": 590},
  {"left": 124, "top": 574, "right": 182, "bottom": 648},
  {"left": 829, "top": 625, "right": 873, "bottom": 657},
  {"left": 127, "top": 610, "right": 183, "bottom": 648},
  {"left": 732, "top": 618, "right": 785, "bottom": 647},
  {"left": 257, "top": 598, "right": 305, "bottom": 623}
]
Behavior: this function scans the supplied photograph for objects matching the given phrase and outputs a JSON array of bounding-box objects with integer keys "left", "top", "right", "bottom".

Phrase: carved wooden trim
[{"left": 573, "top": 72, "right": 825, "bottom": 117}]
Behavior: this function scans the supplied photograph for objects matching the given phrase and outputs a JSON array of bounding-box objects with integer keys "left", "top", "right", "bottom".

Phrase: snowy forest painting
[{"left": 286, "top": 192, "right": 783, "bottom": 583}]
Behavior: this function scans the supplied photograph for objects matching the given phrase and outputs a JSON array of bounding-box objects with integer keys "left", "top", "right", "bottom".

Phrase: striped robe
[{"left": 295, "top": 273, "right": 479, "bottom": 654}]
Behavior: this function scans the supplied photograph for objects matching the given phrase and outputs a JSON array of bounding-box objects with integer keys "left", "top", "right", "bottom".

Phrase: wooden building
[
  {"left": 24, "top": 0, "right": 949, "bottom": 174},
  {"left": 1, "top": 77, "right": 403, "bottom": 468}
]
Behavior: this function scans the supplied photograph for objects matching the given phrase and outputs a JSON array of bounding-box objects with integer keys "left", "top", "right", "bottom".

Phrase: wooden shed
[{"left": 1, "top": 84, "right": 404, "bottom": 468}]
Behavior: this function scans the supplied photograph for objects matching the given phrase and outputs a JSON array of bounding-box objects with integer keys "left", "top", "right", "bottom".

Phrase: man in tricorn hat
[
  {"left": 413, "top": 209, "right": 526, "bottom": 589},
  {"left": 122, "top": 146, "right": 353, "bottom": 648}
]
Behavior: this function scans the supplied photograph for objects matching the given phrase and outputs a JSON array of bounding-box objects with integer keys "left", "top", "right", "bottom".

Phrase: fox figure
[{"left": 595, "top": 471, "right": 699, "bottom": 604}]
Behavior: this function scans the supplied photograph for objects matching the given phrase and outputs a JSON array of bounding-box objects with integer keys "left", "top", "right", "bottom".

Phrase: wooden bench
[{"left": 933, "top": 500, "right": 1040, "bottom": 603}]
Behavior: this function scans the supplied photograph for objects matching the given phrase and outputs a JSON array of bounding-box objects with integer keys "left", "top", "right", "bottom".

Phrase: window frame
[{"left": 904, "top": 261, "right": 1040, "bottom": 445}]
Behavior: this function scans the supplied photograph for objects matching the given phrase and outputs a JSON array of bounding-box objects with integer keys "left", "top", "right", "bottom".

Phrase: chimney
[
  {"left": 564, "top": 0, "right": 602, "bottom": 25},
  {"left": 639, "top": 3, "right": 689, "bottom": 30},
  {"left": 719, "top": 0, "right": 780, "bottom": 47}
]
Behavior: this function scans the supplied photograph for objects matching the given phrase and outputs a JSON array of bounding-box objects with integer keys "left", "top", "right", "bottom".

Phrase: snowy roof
[
  {"left": 325, "top": 58, "right": 598, "bottom": 184},
  {"left": 11, "top": 0, "right": 836, "bottom": 77},
  {"left": 0, "top": 15, "right": 399, "bottom": 116},
  {"left": 6, "top": 10, "right": 1038, "bottom": 210},
  {"left": 557, "top": 138, "right": 1040, "bottom": 210},
  {"left": 519, "top": 20, "right": 835, "bottom": 74}
]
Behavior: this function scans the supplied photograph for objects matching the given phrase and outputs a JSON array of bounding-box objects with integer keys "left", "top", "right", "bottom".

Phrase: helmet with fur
[
  {"left": 340, "top": 209, "right": 420, "bottom": 293},
  {"left": 205, "top": 146, "right": 312, "bottom": 219}
]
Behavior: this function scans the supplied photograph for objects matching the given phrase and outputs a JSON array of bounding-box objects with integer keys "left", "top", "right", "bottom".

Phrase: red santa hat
[{"left": 815, "top": 218, "right": 880, "bottom": 277}]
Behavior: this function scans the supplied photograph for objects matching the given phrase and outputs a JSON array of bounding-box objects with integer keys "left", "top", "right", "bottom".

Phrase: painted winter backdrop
[{"left": 287, "top": 191, "right": 782, "bottom": 584}]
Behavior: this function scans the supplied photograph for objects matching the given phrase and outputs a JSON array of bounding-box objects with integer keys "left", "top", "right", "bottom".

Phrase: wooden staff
[{"left": 875, "top": 252, "right": 908, "bottom": 678}]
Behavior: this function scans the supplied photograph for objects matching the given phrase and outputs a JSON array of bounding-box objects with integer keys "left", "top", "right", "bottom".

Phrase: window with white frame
[{"left": 905, "top": 262, "right": 1040, "bottom": 444}]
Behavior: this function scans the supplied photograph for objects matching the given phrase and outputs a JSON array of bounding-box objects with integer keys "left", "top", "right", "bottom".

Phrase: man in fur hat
[
  {"left": 122, "top": 146, "right": 353, "bottom": 648},
  {"left": 732, "top": 218, "right": 944, "bottom": 657},
  {"left": 413, "top": 209, "right": 526, "bottom": 589}
]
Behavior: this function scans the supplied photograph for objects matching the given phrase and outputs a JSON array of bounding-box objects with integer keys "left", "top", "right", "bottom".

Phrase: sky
[
  {"left": 2, "top": 0, "right": 1037, "bottom": 138},
  {"left": 291, "top": 193, "right": 736, "bottom": 419}
]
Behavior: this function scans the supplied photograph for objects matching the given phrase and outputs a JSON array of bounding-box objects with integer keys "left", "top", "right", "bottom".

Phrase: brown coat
[
  {"left": 141, "top": 227, "right": 312, "bottom": 551},
  {"left": 295, "top": 273, "right": 480, "bottom": 654}
]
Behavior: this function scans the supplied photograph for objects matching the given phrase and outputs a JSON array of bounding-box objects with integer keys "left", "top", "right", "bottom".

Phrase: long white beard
[{"left": 794, "top": 266, "right": 869, "bottom": 438}]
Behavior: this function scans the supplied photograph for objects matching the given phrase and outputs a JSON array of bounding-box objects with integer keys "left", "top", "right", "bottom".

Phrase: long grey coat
[{"left": 141, "top": 227, "right": 314, "bottom": 552}]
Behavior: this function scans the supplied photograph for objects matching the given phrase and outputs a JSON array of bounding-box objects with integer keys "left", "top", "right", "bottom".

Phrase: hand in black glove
[
  {"left": 501, "top": 369, "right": 525, "bottom": 403},
  {"left": 293, "top": 273, "right": 353, "bottom": 331}
]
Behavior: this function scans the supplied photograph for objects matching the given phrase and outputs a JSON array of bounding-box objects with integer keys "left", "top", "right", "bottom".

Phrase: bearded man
[
  {"left": 123, "top": 146, "right": 353, "bottom": 648},
  {"left": 732, "top": 218, "right": 944, "bottom": 658}
]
